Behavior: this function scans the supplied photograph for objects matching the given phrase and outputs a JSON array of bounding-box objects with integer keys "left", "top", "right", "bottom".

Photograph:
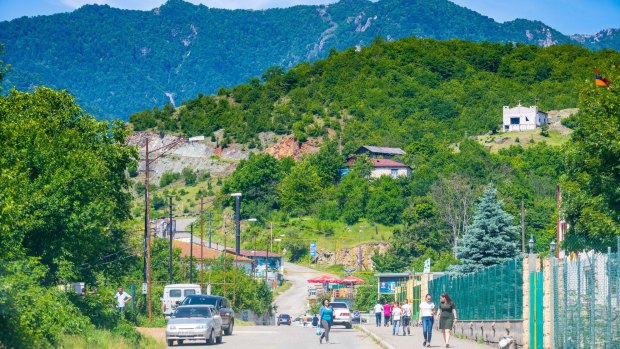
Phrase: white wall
[
  {"left": 502, "top": 105, "right": 547, "bottom": 132},
  {"left": 370, "top": 167, "right": 411, "bottom": 178}
]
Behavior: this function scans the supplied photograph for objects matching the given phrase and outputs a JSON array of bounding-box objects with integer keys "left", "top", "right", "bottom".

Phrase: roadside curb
[{"left": 354, "top": 325, "right": 397, "bottom": 349}]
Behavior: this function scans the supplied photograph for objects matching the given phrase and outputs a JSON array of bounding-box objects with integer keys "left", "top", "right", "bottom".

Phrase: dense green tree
[
  {"left": 0, "top": 87, "right": 137, "bottom": 284},
  {"left": 562, "top": 81, "right": 620, "bottom": 251},
  {"left": 278, "top": 160, "right": 323, "bottom": 216},
  {"left": 366, "top": 176, "right": 405, "bottom": 225},
  {"left": 453, "top": 184, "right": 520, "bottom": 273}
]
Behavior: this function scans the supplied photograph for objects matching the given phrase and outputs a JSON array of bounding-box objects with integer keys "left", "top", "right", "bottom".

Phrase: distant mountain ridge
[{"left": 0, "top": 0, "right": 617, "bottom": 120}]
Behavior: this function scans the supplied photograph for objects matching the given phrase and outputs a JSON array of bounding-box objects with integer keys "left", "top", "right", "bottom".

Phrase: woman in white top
[
  {"left": 391, "top": 302, "right": 402, "bottom": 336},
  {"left": 418, "top": 294, "right": 435, "bottom": 347}
]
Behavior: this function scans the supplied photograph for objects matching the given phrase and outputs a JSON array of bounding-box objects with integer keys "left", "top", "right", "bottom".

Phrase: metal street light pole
[
  {"left": 169, "top": 196, "right": 173, "bottom": 285},
  {"left": 200, "top": 198, "right": 204, "bottom": 290},
  {"left": 144, "top": 138, "right": 151, "bottom": 320},
  {"left": 233, "top": 194, "right": 241, "bottom": 255}
]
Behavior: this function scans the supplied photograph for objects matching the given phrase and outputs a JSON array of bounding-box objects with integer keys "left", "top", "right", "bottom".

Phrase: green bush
[
  {"left": 182, "top": 167, "right": 197, "bottom": 186},
  {"left": 159, "top": 171, "right": 180, "bottom": 187}
]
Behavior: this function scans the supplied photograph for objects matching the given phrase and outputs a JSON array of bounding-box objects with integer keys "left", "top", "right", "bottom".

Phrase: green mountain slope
[
  {"left": 130, "top": 37, "right": 619, "bottom": 151},
  {"left": 0, "top": 0, "right": 601, "bottom": 120}
]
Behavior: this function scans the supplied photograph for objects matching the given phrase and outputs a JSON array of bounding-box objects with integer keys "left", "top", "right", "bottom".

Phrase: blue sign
[
  {"left": 379, "top": 281, "right": 397, "bottom": 294},
  {"left": 353, "top": 310, "right": 360, "bottom": 318},
  {"left": 310, "top": 242, "right": 317, "bottom": 257}
]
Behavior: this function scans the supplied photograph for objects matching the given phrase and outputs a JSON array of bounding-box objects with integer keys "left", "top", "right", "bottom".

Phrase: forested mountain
[
  {"left": 130, "top": 37, "right": 619, "bottom": 150},
  {"left": 0, "top": 0, "right": 613, "bottom": 120}
]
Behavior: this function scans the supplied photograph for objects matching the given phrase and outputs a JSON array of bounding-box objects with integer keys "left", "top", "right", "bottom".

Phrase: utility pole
[
  {"left": 190, "top": 223, "right": 194, "bottom": 284},
  {"left": 265, "top": 222, "right": 272, "bottom": 284},
  {"left": 222, "top": 214, "right": 227, "bottom": 296},
  {"left": 521, "top": 201, "right": 525, "bottom": 253},
  {"left": 169, "top": 196, "right": 173, "bottom": 284},
  {"left": 144, "top": 138, "right": 152, "bottom": 321},
  {"left": 200, "top": 197, "right": 204, "bottom": 290},
  {"left": 208, "top": 212, "right": 212, "bottom": 249},
  {"left": 235, "top": 194, "right": 241, "bottom": 255}
]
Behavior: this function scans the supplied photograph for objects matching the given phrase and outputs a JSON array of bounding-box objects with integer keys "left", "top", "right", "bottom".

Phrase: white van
[{"left": 161, "top": 284, "right": 201, "bottom": 318}]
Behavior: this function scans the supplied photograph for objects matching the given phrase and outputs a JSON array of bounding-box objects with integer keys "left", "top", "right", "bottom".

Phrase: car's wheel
[
  {"left": 345, "top": 323, "right": 352, "bottom": 329},
  {"left": 167, "top": 339, "right": 174, "bottom": 346},
  {"left": 277, "top": 323, "right": 280, "bottom": 326},
  {"left": 207, "top": 329, "right": 215, "bottom": 345},
  {"left": 224, "top": 320, "right": 234, "bottom": 335},
  {"left": 216, "top": 328, "right": 223, "bottom": 344},
  {"left": 178, "top": 340, "right": 184, "bottom": 345}
]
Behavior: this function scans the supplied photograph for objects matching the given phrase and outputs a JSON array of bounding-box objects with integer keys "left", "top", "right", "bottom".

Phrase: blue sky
[{"left": 1, "top": 0, "right": 619, "bottom": 34}]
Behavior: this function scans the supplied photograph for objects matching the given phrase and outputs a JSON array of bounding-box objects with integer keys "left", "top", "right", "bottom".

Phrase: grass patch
[
  {"left": 235, "top": 319, "right": 256, "bottom": 326},
  {"left": 59, "top": 329, "right": 165, "bottom": 349},
  {"left": 273, "top": 280, "right": 293, "bottom": 298},
  {"left": 473, "top": 129, "right": 569, "bottom": 153},
  {"left": 137, "top": 316, "right": 167, "bottom": 328}
]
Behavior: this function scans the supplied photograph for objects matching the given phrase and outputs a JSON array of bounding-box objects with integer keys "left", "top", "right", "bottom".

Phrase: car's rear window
[
  {"left": 331, "top": 303, "right": 348, "bottom": 309},
  {"left": 169, "top": 289, "right": 182, "bottom": 297},
  {"left": 174, "top": 307, "right": 212, "bottom": 318},
  {"left": 184, "top": 289, "right": 197, "bottom": 297},
  {"left": 280, "top": 314, "right": 290, "bottom": 319},
  {"left": 181, "top": 296, "right": 217, "bottom": 305}
]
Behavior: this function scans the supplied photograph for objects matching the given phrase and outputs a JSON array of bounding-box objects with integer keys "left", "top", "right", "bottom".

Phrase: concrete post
[
  {"left": 543, "top": 258, "right": 553, "bottom": 349},
  {"left": 523, "top": 254, "right": 531, "bottom": 349}
]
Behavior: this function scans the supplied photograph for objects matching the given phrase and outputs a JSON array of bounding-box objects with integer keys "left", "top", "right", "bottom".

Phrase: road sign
[
  {"left": 142, "top": 282, "right": 148, "bottom": 295},
  {"left": 353, "top": 310, "right": 360, "bottom": 318},
  {"left": 423, "top": 258, "right": 431, "bottom": 273},
  {"left": 310, "top": 242, "right": 317, "bottom": 257}
]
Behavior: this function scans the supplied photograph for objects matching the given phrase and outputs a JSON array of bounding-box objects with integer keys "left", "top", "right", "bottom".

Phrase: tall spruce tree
[{"left": 453, "top": 183, "right": 519, "bottom": 273}]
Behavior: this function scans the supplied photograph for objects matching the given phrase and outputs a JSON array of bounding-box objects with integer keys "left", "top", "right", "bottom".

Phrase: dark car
[
  {"left": 277, "top": 314, "right": 291, "bottom": 326},
  {"left": 180, "top": 295, "right": 235, "bottom": 335}
]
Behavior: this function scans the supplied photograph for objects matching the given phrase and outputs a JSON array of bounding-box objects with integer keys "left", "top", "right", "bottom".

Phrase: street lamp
[
  {"left": 550, "top": 240, "right": 556, "bottom": 257},
  {"left": 529, "top": 235, "right": 535, "bottom": 254}
]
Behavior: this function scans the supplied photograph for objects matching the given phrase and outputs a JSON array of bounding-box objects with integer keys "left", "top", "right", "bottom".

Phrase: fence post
[
  {"left": 523, "top": 254, "right": 531, "bottom": 349},
  {"left": 607, "top": 247, "right": 612, "bottom": 349},
  {"left": 577, "top": 255, "right": 581, "bottom": 348},
  {"left": 543, "top": 257, "right": 553, "bottom": 349}
]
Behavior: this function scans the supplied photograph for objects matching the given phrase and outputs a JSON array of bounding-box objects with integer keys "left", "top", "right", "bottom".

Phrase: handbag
[{"left": 315, "top": 325, "right": 323, "bottom": 336}]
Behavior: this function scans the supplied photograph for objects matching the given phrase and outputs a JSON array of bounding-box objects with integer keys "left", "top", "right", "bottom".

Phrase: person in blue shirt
[{"left": 319, "top": 299, "right": 334, "bottom": 344}]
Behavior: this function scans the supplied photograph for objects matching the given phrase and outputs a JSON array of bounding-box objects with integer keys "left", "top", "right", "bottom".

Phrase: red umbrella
[
  {"left": 307, "top": 274, "right": 340, "bottom": 283},
  {"left": 339, "top": 275, "right": 365, "bottom": 284}
]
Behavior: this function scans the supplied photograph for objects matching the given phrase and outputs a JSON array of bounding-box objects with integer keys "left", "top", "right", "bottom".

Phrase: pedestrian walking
[
  {"left": 391, "top": 302, "right": 402, "bottom": 335},
  {"left": 401, "top": 298, "right": 412, "bottom": 336},
  {"left": 113, "top": 286, "right": 132, "bottom": 313},
  {"left": 436, "top": 293, "right": 457, "bottom": 348},
  {"left": 374, "top": 300, "right": 383, "bottom": 327},
  {"left": 383, "top": 301, "right": 392, "bottom": 327},
  {"left": 419, "top": 293, "right": 435, "bottom": 347},
  {"left": 319, "top": 299, "right": 334, "bottom": 344}
]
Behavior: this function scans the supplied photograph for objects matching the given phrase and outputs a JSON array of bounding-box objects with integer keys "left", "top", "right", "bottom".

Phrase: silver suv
[{"left": 330, "top": 302, "right": 352, "bottom": 329}]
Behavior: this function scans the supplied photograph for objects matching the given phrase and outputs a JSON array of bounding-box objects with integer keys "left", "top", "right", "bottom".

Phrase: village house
[
  {"left": 502, "top": 104, "right": 548, "bottom": 132},
  {"left": 172, "top": 240, "right": 253, "bottom": 274},
  {"left": 345, "top": 146, "right": 411, "bottom": 178}
]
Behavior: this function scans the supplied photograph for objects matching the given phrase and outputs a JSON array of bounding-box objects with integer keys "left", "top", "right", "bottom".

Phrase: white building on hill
[{"left": 502, "top": 104, "right": 548, "bottom": 132}]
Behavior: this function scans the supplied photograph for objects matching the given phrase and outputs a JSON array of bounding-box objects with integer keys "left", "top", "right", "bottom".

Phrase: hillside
[{"left": 0, "top": 0, "right": 612, "bottom": 120}]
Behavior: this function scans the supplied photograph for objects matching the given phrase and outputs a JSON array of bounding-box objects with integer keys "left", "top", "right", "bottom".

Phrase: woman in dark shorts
[{"left": 436, "top": 293, "right": 457, "bottom": 348}]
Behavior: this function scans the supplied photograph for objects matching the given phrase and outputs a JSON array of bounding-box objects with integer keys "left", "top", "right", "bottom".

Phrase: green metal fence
[
  {"left": 552, "top": 249, "right": 620, "bottom": 349},
  {"left": 428, "top": 257, "right": 523, "bottom": 320}
]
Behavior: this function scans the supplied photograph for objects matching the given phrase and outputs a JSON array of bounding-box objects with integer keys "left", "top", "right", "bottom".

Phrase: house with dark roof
[
  {"left": 346, "top": 147, "right": 412, "bottom": 178},
  {"left": 225, "top": 248, "right": 284, "bottom": 284},
  {"left": 172, "top": 240, "right": 253, "bottom": 274},
  {"left": 354, "top": 146, "right": 406, "bottom": 159}
]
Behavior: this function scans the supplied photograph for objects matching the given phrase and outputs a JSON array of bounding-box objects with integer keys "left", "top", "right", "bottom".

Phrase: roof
[
  {"left": 225, "top": 248, "right": 282, "bottom": 258},
  {"left": 357, "top": 146, "right": 405, "bottom": 155},
  {"left": 173, "top": 241, "right": 252, "bottom": 262},
  {"left": 371, "top": 159, "right": 410, "bottom": 168},
  {"left": 374, "top": 273, "right": 412, "bottom": 277}
]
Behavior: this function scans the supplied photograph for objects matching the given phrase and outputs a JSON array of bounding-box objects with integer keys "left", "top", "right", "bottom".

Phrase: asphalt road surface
[
  {"left": 275, "top": 262, "right": 337, "bottom": 317},
  {"left": 163, "top": 325, "right": 380, "bottom": 348}
]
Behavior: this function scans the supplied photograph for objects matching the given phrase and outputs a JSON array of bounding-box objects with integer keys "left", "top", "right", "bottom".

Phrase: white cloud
[{"left": 58, "top": 0, "right": 334, "bottom": 11}]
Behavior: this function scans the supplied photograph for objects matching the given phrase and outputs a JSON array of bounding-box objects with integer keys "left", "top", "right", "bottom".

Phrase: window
[
  {"left": 169, "top": 289, "right": 182, "bottom": 297},
  {"left": 510, "top": 117, "right": 520, "bottom": 125},
  {"left": 184, "top": 289, "right": 196, "bottom": 297},
  {"left": 391, "top": 169, "right": 398, "bottom": 178}
]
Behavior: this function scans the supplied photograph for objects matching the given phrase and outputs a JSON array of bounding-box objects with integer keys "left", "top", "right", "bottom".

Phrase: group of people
[{"left": 373, "top": 293, "right": 457, "bottom": 348}]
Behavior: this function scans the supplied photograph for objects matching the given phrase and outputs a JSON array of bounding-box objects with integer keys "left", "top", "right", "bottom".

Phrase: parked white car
[
  {"left": 161, "top": 284, "right": 201, "bottom": 319},
  {"left": 166, "top": 305, "right": 223, "bottom": 346},
  {"left": 330, "top": 302, "right": 353, "bottom": 329}
]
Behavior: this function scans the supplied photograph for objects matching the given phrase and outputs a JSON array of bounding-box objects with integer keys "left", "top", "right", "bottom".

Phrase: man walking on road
[
  {"left": 374, "top": 301, "right": 383, "bottom": 327},
  {"left": 401, "top": 299, "right": 412, "bottom": 336}
]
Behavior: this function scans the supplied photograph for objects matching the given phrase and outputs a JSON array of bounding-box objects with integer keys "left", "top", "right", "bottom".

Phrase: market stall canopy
[
  {"left": 339, "top": 275, "right": 365, "bottom": 284},
  {"left": 307, "top": 274, "right": 340, "bottom": 283}
]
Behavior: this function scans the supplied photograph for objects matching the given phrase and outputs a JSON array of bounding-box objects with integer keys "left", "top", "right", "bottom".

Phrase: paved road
[
  {"left": 160, "top": 325, "right": 379, "bottom": 348},
  {"left": 275, "top": 262, "right": 337, "bottom": 317}
]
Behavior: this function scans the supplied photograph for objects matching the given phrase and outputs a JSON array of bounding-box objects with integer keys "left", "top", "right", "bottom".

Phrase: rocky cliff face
[
  {"left": 263, "top": 135, "right": 320, "bottom": 161},
  {"left": 314, "top": 242, "right": 391, "bottom": 270}
]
